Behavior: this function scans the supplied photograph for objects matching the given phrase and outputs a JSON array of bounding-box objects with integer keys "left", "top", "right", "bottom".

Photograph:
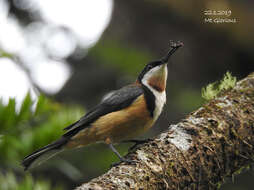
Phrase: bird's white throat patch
[
  {"left": 142, "top": 65, "right": 167, "bottom": 120},
  {"left": 152, "top": 89, "right": 166, "bottom": 120}
]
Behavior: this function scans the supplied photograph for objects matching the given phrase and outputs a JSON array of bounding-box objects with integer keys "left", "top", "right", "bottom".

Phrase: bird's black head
[
  {"left": 137, "top": 41, "right": 183, "bottom": 83},
  {"left": 137, "top": 61, "right": 163, "bottom": 83}
]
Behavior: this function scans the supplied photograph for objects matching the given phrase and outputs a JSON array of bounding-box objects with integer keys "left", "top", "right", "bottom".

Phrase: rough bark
[{"left": 76, "top": 73, "right": 254, "bottom": 190}]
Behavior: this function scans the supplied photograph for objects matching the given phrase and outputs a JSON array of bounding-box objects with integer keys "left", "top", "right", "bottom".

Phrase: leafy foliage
[
  {"left": 0, "top": 171, "right": 62, "bottom": 190},
  {"left": 0, "top": 93, "right": 84, "bottom": 189},
  {"left": 0, "top": 93, "right": 84, "bottom": 165}
]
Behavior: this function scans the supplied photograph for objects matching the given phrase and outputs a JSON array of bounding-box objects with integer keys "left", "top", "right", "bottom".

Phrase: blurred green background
[{"left": 0, "top": 0, "right": 254, "bottom": 189}]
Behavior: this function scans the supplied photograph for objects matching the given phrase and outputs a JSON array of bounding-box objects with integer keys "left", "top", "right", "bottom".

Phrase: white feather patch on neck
[{"left": 142, "top": 65, "right": 167, "bottom": 120}]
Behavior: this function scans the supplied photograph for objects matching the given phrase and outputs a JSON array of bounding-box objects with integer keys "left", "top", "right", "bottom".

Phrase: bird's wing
[{"left": 63, "top": 85, "right": 143, "bottom": 138}]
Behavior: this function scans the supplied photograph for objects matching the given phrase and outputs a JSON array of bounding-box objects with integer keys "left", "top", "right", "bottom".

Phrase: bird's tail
[{"left": 22, "top": 137, "right": 68, "bottom": 171}]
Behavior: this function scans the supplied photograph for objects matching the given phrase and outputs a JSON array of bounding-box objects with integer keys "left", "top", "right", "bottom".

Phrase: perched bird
[{"left": 22, "top": 42, "right": 183, "bottom": 170}]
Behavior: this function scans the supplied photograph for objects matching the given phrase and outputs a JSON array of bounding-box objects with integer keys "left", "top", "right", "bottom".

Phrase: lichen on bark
[{"left": 76, "top": 73, "right": 254, "bottom": 190}]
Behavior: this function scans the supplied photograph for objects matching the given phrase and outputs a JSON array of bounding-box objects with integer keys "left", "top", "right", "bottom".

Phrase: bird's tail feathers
[{"left": 22, "top": 138, "right": 68, "bottom": 171}]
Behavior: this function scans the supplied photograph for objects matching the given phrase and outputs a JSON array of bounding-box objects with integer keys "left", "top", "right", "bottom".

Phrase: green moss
[
  {"left": 202, "top": 72, "right": 237, "bottom": 100},
  {"left": 234, "top": 166, "right": 248, "bottom": 176},
  {"left": 217, "top": 182, "right": 222, "bottom": 189},
  {"left": 166, "top": 162, "right": 175, "bottom": 176}
]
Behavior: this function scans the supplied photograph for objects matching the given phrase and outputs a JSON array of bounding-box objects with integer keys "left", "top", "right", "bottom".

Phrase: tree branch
[{"left": 76, "top": 73, "right": 254, "bottom": 190}]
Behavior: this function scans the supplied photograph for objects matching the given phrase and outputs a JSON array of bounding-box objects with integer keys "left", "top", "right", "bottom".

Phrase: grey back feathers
[{"left": 63, "top": 85, "right": 144, "bottom": 137}]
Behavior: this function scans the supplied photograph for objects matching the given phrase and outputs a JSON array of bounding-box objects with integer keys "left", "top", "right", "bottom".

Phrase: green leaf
[
  {"left": 35, "top": 95, "right": 60, "bottom": 116},
  {"left": 35, "top": 95, "right": 48, "bottom": 115},
  {"left": 0, "top": 49, "right": 13, "bottom": 59},
  {"left": 0, "top": 98, "right": 17, "bottom": 132},
  {"left": 17, "top": 92, "right": 33, "bottom": 122}
]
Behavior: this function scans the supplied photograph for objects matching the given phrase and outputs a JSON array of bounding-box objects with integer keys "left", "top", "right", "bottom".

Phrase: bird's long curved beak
[{"left": 160, "top": 41, "right": 183, "bottom": 64}]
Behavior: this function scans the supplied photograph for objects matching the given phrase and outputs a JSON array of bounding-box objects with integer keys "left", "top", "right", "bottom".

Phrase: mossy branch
[{"left": 76, "top": 72, "right": 254, "bottom": 190}]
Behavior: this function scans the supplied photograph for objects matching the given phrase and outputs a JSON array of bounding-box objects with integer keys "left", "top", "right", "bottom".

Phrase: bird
[{"left": 22, "top": 41, "right": 183, "bottom": 170}]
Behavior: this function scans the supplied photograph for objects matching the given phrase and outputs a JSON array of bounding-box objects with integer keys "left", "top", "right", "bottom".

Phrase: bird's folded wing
[{"left": 63, "top": 85, "right": 143, "bottom": 138}]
